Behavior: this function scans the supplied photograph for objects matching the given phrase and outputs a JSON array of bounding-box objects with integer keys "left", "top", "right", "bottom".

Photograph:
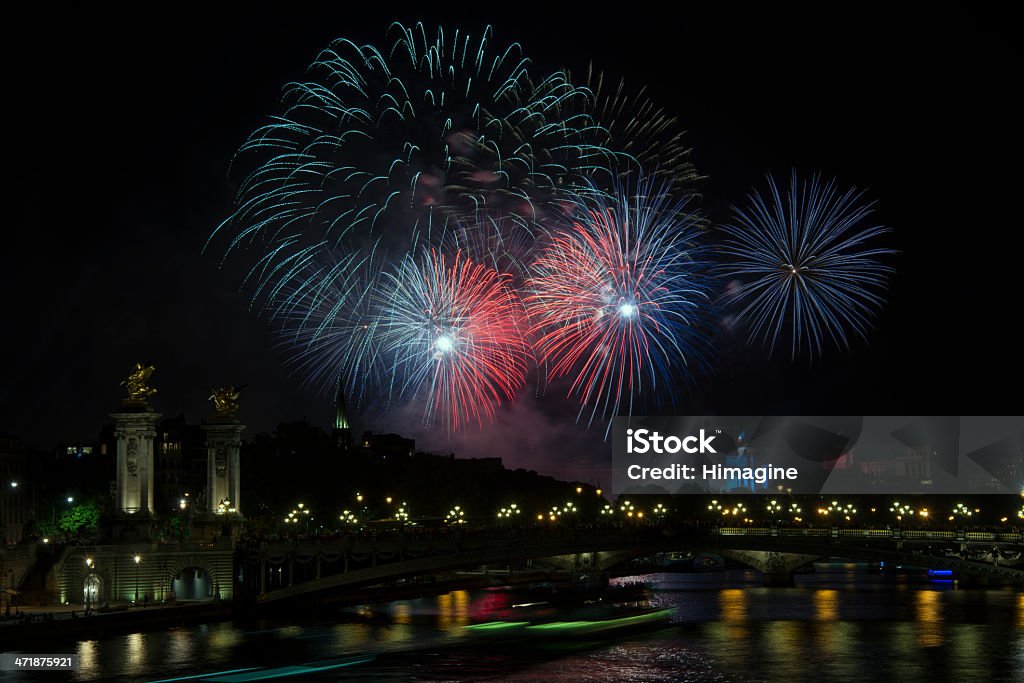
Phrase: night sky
[{"left": 3, "top": 3, "right": 1020, "bottom": 481}]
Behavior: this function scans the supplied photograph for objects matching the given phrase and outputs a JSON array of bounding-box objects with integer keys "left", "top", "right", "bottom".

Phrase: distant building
[
  {"left": 832, "top": 448, "right": 855, "bottom": 470},
  {"left": 0, "top": 434, "right": 30, "bottom": 544},
  {"left": 155, "top": 415, "right": 206, "bottom": 514},
  {"left": 858, "top": 459, "right": 892, "bottom": 481},
  {"left": 50, "top": 430, "right": 116, "bottom": 506},
  {"left": 360, "top": 431, "right": 415, "bottom": 460},
  {"left": 895, "top": 445, "right": 933, "bottom": 484},
  {"left": 724, "top": 430, "right": 766, "bottom": 493}
]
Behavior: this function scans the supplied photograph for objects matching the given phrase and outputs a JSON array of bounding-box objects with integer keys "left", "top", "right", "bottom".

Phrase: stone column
[
  {"left": 202, "top": 420, "right": 245, "bottom": 515},
  {"left": 110, "top": 408, "right": 161, "bottom": 515}
]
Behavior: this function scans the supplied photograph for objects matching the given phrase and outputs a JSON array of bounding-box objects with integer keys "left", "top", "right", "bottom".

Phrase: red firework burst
[{"left": 378, "top": 248, "right": 530, "bottom": 431}]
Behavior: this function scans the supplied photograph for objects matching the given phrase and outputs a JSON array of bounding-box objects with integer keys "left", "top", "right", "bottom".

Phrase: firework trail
[
  {"left": 573, "top": 66, "right": 700, "bottom": 187},
  {"left": 207, "top": 23, "right": 617, "bottom": 316},
  {"left": 526, "top": 179, "right": 714, "bottom": 434},
  {"left": 272, "top": 249, "right": 388, "bottom": 409},
  {"left": 719, "top": 171, "right": 895, "bottom": 359},
  {"left": 375, "top": 248, "right": 530, "bottom": 432}
]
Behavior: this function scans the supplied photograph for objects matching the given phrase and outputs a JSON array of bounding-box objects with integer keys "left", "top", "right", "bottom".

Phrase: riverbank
[
  {"left": 0, "top": 569, "right": 580, "bottom": 648},
  {"left": 1, "top": 601, "right": 235, "bottom": 648}
]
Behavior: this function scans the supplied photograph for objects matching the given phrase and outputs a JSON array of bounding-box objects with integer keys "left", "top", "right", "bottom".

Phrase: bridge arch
[
  {"left": 244, "top": 528, "right": 1024, "bottom": 607},
  {"left": 165, "top": 554, "right": 220, "bottom": 601}
]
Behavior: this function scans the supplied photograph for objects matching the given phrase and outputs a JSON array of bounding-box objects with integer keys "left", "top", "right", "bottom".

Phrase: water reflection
[
  {"left": 914, "top": 590, "right": 944, "bottom": 648},
  {"left": 813, "top": 589, "right": 839, "bottom": 621},
  {"left": 8, "top": 576, "right": 1023, "bottom": 682},
  {"left": 761, "top": 621, "right": 804, "bottom": 679},
  {"left": 166, "top": 628, "right": 191, "bottom": 668},
  {"left": 887, "top": 623, "right": 924, "bottom": 681},
  {"left": 126, "top": 632, "right": 145, "bottom": 669},
  {"left": 703, "top": 587, "right": 749, "bottom": 647},
  {"left": 437, "top": 589, "right": 471, "bottom": 629},
  {"left": 392, "top": 602, "right": 412, "bottom": 625},
  {"left": 76, "top": 640, "right": 97, "bottom": 680},
  {"left": 207, "top": 624, "right": 241, "bottom": 650},
  {"left": 331, "top": 622, "right": 371, "bottom": 650},
  {"left": 718, "top": 588, "right": 747, "bottom": 622}
]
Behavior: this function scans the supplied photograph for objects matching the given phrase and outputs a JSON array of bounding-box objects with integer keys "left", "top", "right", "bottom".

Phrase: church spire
[{"left": 333, "top": 377, "right": 353, "bottom": 452}]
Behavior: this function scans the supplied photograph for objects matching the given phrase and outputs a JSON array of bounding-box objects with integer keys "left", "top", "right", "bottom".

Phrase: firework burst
[
  {"left": 208, "top": 23, "right": 617, "bottom": 315},
  {"left": 574, "top": 66, "right": 700, "bottom": 186},
  {"left": 376, "top": 248, "right": 530, "bottom": 431},
  {"left": 526, "top": 180, "right": 714, "bottom": 433},
  {"left": 719, "top": 171, "right": 895, "bottom": 359},
  {"left": 272, "top": 249, "right": 388, "bottom": 409}
]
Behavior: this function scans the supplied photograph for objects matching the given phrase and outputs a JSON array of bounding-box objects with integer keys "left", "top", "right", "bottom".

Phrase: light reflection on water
[
  {"left": 125, "top": 632, "right": 145, "bottom": 669},
  {"left": 813, "top": 588, "right": 839, "bottom": 621},
  {"left": 0, "top": 569, "right": 1014, "bottom": 682},
  {"left": 76, "top": 639, "right": 97, "bottom": 679},
  {"left": 915, "top": 588, "right": 944, "bottom": 648}
]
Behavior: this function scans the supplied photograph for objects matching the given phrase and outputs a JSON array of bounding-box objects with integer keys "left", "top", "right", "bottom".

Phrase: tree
[
  {"left": 58, "top": 501, "right": 101, "bottom": 535},
  {"left": 34, "top": 519, "right": 59, "bottom": 538}
]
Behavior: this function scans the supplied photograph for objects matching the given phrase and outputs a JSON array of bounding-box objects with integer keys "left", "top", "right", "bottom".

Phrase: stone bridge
[{"left": 241, "top": 527, "right": 1024, "bottom": 606}]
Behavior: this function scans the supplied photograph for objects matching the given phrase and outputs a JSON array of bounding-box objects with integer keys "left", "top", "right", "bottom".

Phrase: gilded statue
[
  {"left": 210, "top": 384, "right": 245, "bottom": 418},
  {"left": 121, "top": 362, "right": 157, "bottom": 402}
]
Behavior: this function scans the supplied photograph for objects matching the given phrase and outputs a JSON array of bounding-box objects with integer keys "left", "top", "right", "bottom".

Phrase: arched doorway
[
  {"left": 171, "top": 567, "right": 213, "bottom": 601},
  {"left": 83, "top": 574, "right": 102, "bottom": 606}
]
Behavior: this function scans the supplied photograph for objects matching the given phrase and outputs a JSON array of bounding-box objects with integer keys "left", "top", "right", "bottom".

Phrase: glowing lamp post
[
  {"left": 134, "top": 555, "right": 141, "bottom": 605},
  {"left": 85, "top": 557, "right": 94, "bottom": 614}
]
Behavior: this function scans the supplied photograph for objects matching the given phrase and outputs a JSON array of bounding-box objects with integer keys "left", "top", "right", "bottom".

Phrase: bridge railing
[
  {"left": 903, "top": 530, "right": 956, "bottom": 540},
  {"left": 839, "top": 529, "right": 893, "bottom": 538},
  {"left": 783, "top": 528, "right": 832, "bottom": 537},
  {"left": 716, "top": 527, "right": 1022, "bottom": 544}
]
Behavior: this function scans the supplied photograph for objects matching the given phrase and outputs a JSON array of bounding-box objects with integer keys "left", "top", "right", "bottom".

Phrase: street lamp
[
  {"left": 134, "top": 555, "right": 141, "bottom": 606},
  {"left": 446, "top": 506, "right": 466, "bottom": 525},
  {"left": 177, "top": 497, "right": 192, "bottom": 544},
  {"left": 497, "top": 504, "right": 521, "bottom": 522},
  {"left": 84, "top": 557, "right": 94, "bottom": 615}
]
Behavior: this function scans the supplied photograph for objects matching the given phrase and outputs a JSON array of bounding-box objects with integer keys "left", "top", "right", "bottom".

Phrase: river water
[{"left": 6, "top": 566, "right": 1024, "bottom": 682}]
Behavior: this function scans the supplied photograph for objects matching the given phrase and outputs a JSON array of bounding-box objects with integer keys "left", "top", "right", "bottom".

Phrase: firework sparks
[
  {"left": 376, "top": 248, "right": 530, "bottom": 431},
  {"left": 208, "top": 23, "right": 617, "bottom": 315},
  {"left": 719, "top": 171, "right": 896, "bottom": 359},
  {"left": 526, "top": 179, "right": 714, "bottom": 433}
]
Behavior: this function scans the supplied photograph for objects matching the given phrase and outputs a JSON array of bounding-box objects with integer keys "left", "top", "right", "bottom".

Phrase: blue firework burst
[
  {"left": 208, "top": 23, "right": 618, "bottom": 315},
  {"left": 719, "top": 171, "right": 896, "bottom": 359}
]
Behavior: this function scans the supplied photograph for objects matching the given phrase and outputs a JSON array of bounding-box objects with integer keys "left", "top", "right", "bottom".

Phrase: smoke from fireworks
[
  {"left": 526, "top": 179, "right": 714, "bottom": 434},
  {"left": 719, "top": 171, "right": 895, "bottom": 359}
]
